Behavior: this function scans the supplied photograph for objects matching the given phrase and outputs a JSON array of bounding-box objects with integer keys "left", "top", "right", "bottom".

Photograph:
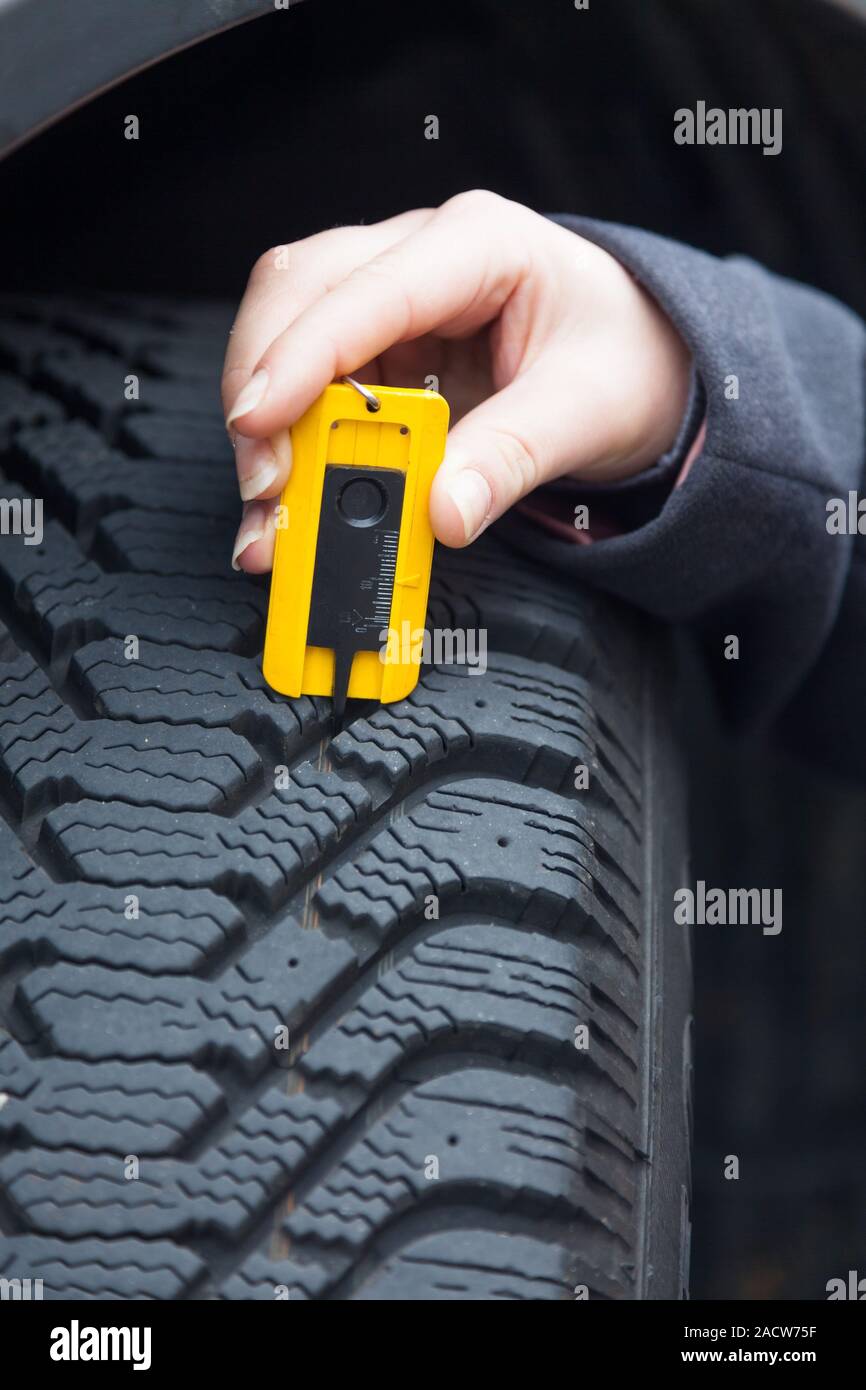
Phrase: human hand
[{"left": 222, "top": 191, "right": 691, "bottom": 572}]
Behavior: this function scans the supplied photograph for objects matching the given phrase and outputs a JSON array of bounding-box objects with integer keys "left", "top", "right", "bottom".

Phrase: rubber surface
[{"left": 0, "top": 292, "right": 691, "bottom": 1300}]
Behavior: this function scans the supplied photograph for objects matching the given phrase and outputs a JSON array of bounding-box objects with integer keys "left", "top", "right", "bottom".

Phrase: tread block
[
  {"left": 349, "top": 1230, "right": 621, "bottom": 1300},
  {"left": 34, "top": 349, "right": 218, "bottom": 428},
  {"left": 18, "top": 915, "right": 356, "bottom": 1071},
  {"left": 0, "top": 818, "right": 245, "bottom": 975},
  {"left": 9, "top": 420, "right": 240, "bottom": 529},
  {"left": 0, "top": 636, "right": 262, "bottom": 815},
  {"left": 332, "top": 653, "right": 641, "bottom": 829},
  {"left": 0, "top": 524, "right": 265, "bottom": 658},
  {"left": 73, "top": 638, "right": 327, "bottom": 756},
  {"left": 0, "top": 1085, "right": 348, "bottom": 1242},
  {"left": 139, "top": 335, "right": 229, "bottom": 383},
  {"left": 0, "top": 1147, "right": 261, "bottom": 1239},
  {"left": 93, "top": 508, "right": 239, "bottom": 577},
  {"left": 300, "top": 922, "right": 640, "bottom": 1109},
  {"left": 316, "top": 778, "right": 641, "bottom": 962},
  {"left": 0, "top": 1039, "right": 224, "bottom": 1156},
  {"left": 42, "top": 763, "right": 371, "bottom": 904},
  {"left": 284, "top": 1068, "right": 635, "bottom": 1257},
  {"left": 52, "top": 308, "right": 172, "bottom": 359},
  {"left": 120, "top": 412, "right": 234, "bottom": 463},
  {"left": 0, "top": 1232, "right": 203, "bottom": 1300}
]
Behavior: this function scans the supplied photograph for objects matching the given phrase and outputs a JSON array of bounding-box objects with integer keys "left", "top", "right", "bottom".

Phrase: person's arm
[{"left": 499, "top": 215, "right": 866, "bottom": 777}]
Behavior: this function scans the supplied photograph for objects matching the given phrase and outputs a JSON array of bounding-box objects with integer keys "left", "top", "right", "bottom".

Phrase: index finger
[
  {"left": 226, "top": 190, "right": 530, "bottom": 438},
  {"left": 222, "top": 209, "right": 433, "bottom": 423}
]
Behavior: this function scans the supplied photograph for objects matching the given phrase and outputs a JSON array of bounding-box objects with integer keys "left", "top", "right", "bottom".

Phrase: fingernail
[
  {"left": 226, "top": 368, "right": 269, "bottom": 426},
  {"left": 236, "top": 437, "right": 279, "bottom": 500},
  {"left": 231, "top": 508, "right": 266, "bottom": 571},
  {"left": 446, "top": 467, "right": 492, "bottom": 541}
]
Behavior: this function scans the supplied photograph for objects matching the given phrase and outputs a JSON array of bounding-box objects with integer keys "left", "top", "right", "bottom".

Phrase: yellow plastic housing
[{"left": 263, "top": 382, "right": 449, "bottom": 704}]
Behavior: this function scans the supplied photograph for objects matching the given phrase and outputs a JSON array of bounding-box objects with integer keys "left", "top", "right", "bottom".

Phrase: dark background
[{"left": 2, "top": 0, "right": 865, "bottom": 1298}]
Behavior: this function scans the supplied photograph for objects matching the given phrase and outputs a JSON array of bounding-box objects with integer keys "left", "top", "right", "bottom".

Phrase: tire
[
  {"left": 0, "top": 0, "right": 271, "bottom": 160},
  {"left": 0, "top": 291, "right": 691, "bottom": 1301}
]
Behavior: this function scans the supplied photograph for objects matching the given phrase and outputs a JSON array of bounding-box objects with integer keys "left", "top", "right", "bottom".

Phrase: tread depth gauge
[{"left": 263, "top": 380, "right": 450, "bottom": 722}]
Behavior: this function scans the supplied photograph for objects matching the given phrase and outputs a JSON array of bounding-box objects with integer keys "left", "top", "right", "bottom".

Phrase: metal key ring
[{"left": 341, "top": 375, "right": 381, "bottom": 412}]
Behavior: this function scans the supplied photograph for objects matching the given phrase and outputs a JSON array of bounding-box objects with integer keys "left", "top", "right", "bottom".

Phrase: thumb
[{"left": 429, "top": 361, "right": 610, "bottom": 547}]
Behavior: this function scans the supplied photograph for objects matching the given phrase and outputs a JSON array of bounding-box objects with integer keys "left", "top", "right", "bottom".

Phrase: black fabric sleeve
[{"left": 498, "top": 215, "right": 866, "bottom": 777}]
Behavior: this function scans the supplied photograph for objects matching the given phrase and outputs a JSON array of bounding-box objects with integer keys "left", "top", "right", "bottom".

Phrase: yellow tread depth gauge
[{"left": 262, "top": 380, "right": 450, "bottom": 723}]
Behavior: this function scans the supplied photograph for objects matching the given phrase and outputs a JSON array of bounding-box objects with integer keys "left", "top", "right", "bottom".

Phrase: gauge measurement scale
[
  {"left": 263, "top": 381, "right": 449, "bottom": 721},
  {"left": 374, "top": 529, "right": 400, "bottom": 625}
]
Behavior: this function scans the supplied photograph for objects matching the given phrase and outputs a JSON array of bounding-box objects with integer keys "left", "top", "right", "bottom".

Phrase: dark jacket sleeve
[{"left": 498, "top": 215, "right": 866, "bottom": 779}]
